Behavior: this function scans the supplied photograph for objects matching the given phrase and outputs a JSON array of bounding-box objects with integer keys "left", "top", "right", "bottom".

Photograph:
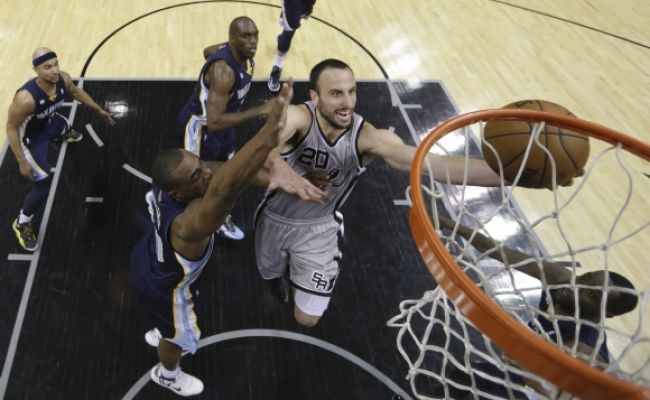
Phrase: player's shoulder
[
  {"left": 10, "top": 89, "right": 36, "bottom": 111},
  {"left": 206, "top": 59, "right": 235, "bottom": 83},
  {"left": 288, "top": 103, "right": 312, "bottom": 126}
]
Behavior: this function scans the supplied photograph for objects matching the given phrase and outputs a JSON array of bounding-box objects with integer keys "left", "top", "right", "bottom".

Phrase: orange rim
[{"left": 409, "top": 109, "right": 650, "bottom": 400}]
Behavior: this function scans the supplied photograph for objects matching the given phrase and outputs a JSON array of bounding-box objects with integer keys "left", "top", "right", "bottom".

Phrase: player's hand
[
  {"left": 97, "top": 109, "right": 116, "bottom": 126},
  {"left": 18, "top": 160, "right": 36, "bottom": 181},
  {"left": 303, "top": 171, "right": 331, "bottom": 190},
  {"left": 260, "top": 97, "right": 278, "bottom": 116},
  {"left": 267, "top": 157, "right": 325, "bottom": 203},
  {"left": 267, "top": 78, "right": 294, "bottom": 133}
]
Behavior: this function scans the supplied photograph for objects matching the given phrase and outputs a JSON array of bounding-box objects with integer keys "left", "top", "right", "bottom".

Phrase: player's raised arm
[
  {"left": 357, "top": 122, "right": 502, "bottom": 186},
  {"left": 173, "top": 79, "right": 294, "bottom": 245}
]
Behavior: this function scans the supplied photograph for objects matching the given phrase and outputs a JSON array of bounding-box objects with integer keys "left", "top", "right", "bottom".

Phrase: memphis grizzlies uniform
[
  {"left": 255, "top": 101, "right": 365, "bottom": 314},
  {"left": 130, "top": 187, "right": 215, "bottom": 353},
  {"left": 177, "top": 45, "right": 253, "bottom": 161},
  {"left": 530, "top": 290, "right": 610, "bottom": 362},
  {"left": 19, "top": 76, "right": 70, "bottom": 180}
]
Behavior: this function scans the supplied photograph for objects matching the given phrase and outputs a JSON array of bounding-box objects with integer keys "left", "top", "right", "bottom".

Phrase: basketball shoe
[
  {"left": 268, "top": 66, "right": 282, "bottom": 92},
  {"left": 144, "top": 328, "right": 162, "bottom": 347},
  {"left": 55, "top": 128, "right": 83, "bottom": 143},
  {"left": 150, "top": 364, "right": 204, "bottom": 397},
  {"left": 12, "top": 218, "right": 38, "bottom": 251},
  {"left": 217, "top": 214, "right": 244, "bottom": 240}
]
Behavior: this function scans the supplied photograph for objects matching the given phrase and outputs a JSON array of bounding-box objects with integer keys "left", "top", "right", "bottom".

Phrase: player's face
[
  {"left": 311, "top": 68, "right": 357, "bottom": 130},
  {"left": 230, "top": 22, "right": 259, "bottom": 59},
  {"left": 172, "top": 151, "right": 213, "bottom": 202},
  {"left": 34, "top": 58, "right": 60, "bottom": 84}
]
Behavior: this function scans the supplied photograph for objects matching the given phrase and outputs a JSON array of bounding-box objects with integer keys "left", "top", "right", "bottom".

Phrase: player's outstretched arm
[
  {"left": 205, "top": 61, "right": 276, "bottom": 131},
  {"left": 62, "top": 72, "right": 115, "bottom": 126},
  {"left": 357, "top": 123, "right": 503, "bottom": 186},
  {"left": 438, "top": 217, "right": 571, "bottom": 284},
  {"left": 175, "top": 79, "right": 294, "bottom": 243}
]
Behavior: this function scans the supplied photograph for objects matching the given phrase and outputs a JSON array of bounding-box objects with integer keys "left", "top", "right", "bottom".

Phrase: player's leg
[
  {"left": 129, "top": 244, "right": 204, "bottom": 396},
  {"left": 13, "top": 135, "right": 52, "bottom": 251},
  {"left": 255, "top": 210, "right": 292, "bottom": 303},
  {"left": 268, "top": 0, "right": 305, "bottom": 91},
  {"left": 49, "top": 112, "right": 82, "bottom": 142},
  {"left": 288, "top": 217, "right": 341, "bottom": 327}
]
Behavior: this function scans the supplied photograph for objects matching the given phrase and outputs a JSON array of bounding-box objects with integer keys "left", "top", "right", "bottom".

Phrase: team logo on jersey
[
  {"left": 236, "top": 82, "right": 251, "bottom": 100},
  {"left": 311, "top": 272, "right": 333, "bottom": 291}
]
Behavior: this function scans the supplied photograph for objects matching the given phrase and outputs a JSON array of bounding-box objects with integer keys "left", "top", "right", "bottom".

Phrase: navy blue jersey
[
  {"left": 18, "top": 76, "right": 68, "bottom": 137},
  {"left": 130, "top": 187, "right": 215, "bottom": 353},
  {"left": 136, "top": 186, "right": 215, "bottom": 287},
  {"left": 531, "top": 290, "right": 610, "bottom": 362},
  {"left": 184, "top": 44, "right": 253, "bottom": 118}
]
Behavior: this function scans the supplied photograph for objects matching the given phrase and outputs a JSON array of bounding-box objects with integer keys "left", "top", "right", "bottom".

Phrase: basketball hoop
[{"left": 389, "top": 109, "right": 650, "bottom": 400}]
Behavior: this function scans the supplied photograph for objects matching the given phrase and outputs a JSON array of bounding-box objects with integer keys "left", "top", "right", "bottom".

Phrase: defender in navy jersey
[
  {"left": 177, "top": 16, "right": 274, "bottom": 241},
  {"left": 254, "top": 59, "right": 515, "bottom": 328},
  {"left": 5, "top": 47, "right": 115, "bottom": 251},
  {"left": 267, "top": 0, "right": 317, "bottom": 92},
  {"left": 439, "top": 218, "right": 638, "bottom": 395},
  {"left": 133, "top": 80, "right": 323, "bottom": 396}
]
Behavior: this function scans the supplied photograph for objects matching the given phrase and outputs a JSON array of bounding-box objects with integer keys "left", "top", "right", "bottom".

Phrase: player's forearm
[
  {"left": 443, "top": 219, "right": 566, "bottom": 283},
  {"left": 206, "top": 105, "right": 267, "bottom": 131},
  {"left": 420, "top": 155, "right": 502, "bottom": 186},
  {"left": 6, "top": 127, "right": 27, "bottom": 163},
  {"left": 72, "top": 89, "right": 104, "bottom": 114},
  {"left": 205, "top": 125, "right": 277, "bottom": 200}
]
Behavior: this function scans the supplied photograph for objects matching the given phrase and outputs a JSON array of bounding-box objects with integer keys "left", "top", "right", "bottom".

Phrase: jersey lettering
[{"left": 297, "top": 147, "right": 329, "bottom": 169}]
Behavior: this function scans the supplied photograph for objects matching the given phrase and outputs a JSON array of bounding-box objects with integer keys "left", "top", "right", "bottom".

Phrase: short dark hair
[
  {"left": 151, "top": 149, "right": 185, "bottom": 191},
  {"left": 229, "top": 16, "right": 255, "bottom": 36},
  {"left": 605, "top": 271, "right": 638, "bottom": 317},
  {"left": 309, "top": 59, "right": 353, "bottom": 93}
]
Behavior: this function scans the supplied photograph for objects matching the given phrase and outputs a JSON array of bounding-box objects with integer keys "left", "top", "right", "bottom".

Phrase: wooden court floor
[{"left": 1, "top": 1, "right": 649, "bottom": 399}]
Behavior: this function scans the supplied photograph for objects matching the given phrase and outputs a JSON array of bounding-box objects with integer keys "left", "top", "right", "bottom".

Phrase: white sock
[
  {"left": 160, "top": 365, "right": 180, "bottom": 380},
  {"left": 18, "top": 210, "right": 33, "bottom": 225},
  {"left": 274, "top": 54, "right": 287, "bottom": 69}
]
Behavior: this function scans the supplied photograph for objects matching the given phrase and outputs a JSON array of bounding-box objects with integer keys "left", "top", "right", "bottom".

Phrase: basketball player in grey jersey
[{"left": 255, "top": 59, "right": 510, "bottom": 328}]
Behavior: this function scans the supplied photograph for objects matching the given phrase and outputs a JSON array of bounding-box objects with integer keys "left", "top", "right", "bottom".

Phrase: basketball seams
[
  {"left": 558, "top": 128, "right": 578, "bottom": 175},
  {"left": 484, "top": 130, "right": 589, "bottom": 142},
  {"left": 482, "top": 100, "right": 590, "bottom": 188}
]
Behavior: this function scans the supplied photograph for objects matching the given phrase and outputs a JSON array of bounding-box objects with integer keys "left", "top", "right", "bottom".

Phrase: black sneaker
[
  {"left": 268, "top": 66, "right": 282, "bottom": 92},
  {"left": 270, "top": 275, "right": 289, "bottom": 304},
  {"left": 56, "top": 128, "right": 83, "bottom": 143},
  {"left": 12, "top": 218, "right": 38, "bottom": 251}
]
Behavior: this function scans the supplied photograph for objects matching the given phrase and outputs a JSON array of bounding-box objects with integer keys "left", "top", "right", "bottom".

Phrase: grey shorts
[{"left": 255, "top": 210, "right": 341, "bottom": 296}]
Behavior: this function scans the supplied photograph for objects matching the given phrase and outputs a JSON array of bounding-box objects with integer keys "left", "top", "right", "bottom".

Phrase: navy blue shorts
[
  {"left": 129, "top": 237, "right": 203, "bottom": 352},
  {"left": 22, "top": 113, "right": 69, "bottom": 181},
  {"left": 177, "top": 107, "right": 235, "bottom": 162}
]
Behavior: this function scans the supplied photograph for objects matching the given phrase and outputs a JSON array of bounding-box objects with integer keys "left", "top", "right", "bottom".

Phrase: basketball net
[{"left": 388, "top": 109, "right": 650, "bottom": 400}]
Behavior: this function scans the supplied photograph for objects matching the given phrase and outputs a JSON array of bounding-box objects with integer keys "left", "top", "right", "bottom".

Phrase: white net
[{"left": 388, "top": 111, "right": 650, "bottom": 400}]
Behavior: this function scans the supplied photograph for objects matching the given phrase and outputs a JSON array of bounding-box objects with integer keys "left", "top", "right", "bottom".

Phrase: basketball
[{"left": 481, "top": 100, "right": 590, "bottom": 189}]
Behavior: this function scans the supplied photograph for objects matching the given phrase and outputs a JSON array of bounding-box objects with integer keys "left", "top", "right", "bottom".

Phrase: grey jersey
[{"left": 258, "top": 101, "right": 366, "bottom": 220}]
